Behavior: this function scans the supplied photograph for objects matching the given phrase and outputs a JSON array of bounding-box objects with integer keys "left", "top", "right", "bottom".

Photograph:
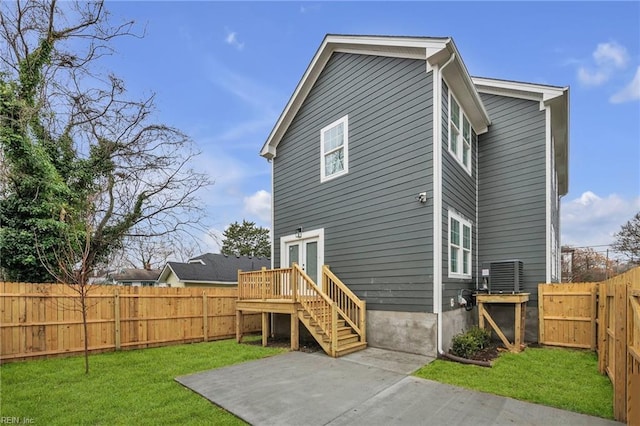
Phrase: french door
[{"left": 281, "top": 228, "right": 324, "bottom": 286}]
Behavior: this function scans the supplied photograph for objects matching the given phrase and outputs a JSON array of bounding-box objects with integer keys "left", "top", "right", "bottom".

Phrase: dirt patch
[
  {"left": 243, "top": 335, "right": 322, "bottom": 353},
  {"left": 468, "top": 343, "right": 503, "bottom": 363}
]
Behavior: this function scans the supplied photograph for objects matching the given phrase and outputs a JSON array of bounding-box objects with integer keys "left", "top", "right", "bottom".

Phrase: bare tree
[
  {"left": 0, "top": 1, "right": 212, "bottom": 283},
  {"left": 612, "top": 212, "right": 640, "bottom": 265}
]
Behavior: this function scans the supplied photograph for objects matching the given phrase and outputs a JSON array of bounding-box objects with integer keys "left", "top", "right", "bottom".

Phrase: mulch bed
[{"left": 468, "top": 343, "right": 503, "bottom": 363}]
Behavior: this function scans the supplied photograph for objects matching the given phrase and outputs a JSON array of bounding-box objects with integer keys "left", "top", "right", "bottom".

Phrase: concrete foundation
[
  {"left": 366, "top": 310, "right": 437, "bottom": 357},
  {"left": 441, "top": 308, "right": 477, "bottom": 352}
]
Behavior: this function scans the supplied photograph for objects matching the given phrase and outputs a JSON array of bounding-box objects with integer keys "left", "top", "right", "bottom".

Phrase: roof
[
  {"left": 472, "top": 76, "right": 570, "bottom": 196},
  {"left": 111, "top": 269, "right": 161, "bottom": 282},
  {"left": 157, "top": 253, "right": 271, "bottom": 284},
  {"left": 260, "top": 34, "right": 491, "bottom": 160}
]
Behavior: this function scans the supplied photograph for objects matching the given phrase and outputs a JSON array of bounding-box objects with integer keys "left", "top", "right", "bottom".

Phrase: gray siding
[
  {"left": 478, "top": 93, "right": 547, "bottom": 303},
  {"left": 441, "top": 81, "right": 477, "bottom": 312},
  {"left": 273, "top": 52, "right": 434, "bottom": 312}
]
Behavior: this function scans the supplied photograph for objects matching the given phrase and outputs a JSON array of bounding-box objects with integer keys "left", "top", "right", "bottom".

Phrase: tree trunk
[{"left": 82, "top": 295, "right": 89, "bottom": 374}]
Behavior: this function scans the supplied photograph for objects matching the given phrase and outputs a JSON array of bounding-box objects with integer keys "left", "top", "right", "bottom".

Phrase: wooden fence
[
  {"left": 0, "top": 282, "right": 261, "bottom": 362},
  {"left": 538, "top": 282, "right": 598, "bottom": 349},
  {"left": 538, "top": 267, "right": 640, "bottom": 424}
]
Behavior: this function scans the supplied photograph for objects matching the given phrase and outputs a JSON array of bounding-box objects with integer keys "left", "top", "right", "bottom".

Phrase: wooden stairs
[
  {"left": 298, "top": 303, "right": 367, "bottom": 357},
  {"left": 236, "top": 263, "right": 367, "bottom": 358}
]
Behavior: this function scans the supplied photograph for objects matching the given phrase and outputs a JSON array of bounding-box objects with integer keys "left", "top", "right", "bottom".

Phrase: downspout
[
  {"left": 475, "top": 130, "right": 479, "bottom": 291},
  {"left": 433, "top": 51, "right": 456, "bottom": 357}
]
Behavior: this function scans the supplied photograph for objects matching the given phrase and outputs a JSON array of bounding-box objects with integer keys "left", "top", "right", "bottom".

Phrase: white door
[
  {"left": 281, "top": 229, "right": 324, "bottom": 286},
  {"left": 285, "top": 238, "right": 319, "bottom": 284}
]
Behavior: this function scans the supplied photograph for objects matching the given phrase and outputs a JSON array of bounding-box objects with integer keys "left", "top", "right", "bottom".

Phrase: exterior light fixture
[{"left": 295, "top": 227, "right": 303, "bottom": 238}]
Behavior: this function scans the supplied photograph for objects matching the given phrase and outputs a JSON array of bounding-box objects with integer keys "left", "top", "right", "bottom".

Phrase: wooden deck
[{"left": 236, "top": 264, "right": 367, "bottom": 357}]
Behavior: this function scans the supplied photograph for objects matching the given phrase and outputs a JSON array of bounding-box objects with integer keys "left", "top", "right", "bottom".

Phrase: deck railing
[
  {"left": 322, "top": 265, "right": 366, "bottom": 339},
  {"left": 238, "top": 264, "right": 366, "bottom": 349}
]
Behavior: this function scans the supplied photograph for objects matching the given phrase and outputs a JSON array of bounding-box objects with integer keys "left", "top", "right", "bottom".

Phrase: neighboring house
[
  {"left": 157, "top": 253, "right": 270, "bottom": 287},
  {"left": 260, "top": 35, "right": 568, "bottom": 357},
  {"left": 109, "top": 269, "right": 161, "bottom": 287}
]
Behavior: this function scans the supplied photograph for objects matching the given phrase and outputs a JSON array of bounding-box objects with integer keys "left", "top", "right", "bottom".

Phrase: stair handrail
[
  {"left": 322, "top": 265, "right": 366, "bottom": 340},
  {"left": 292, "top": 263, "right": 336, "bottom": 341}
]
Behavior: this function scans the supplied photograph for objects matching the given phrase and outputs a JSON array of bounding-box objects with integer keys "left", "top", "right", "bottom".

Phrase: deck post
[
  {"left": 261, "top": 267, "right": 267, "bottom": 300},
  {"left": 291, "top": 263, "right": 298, "bottom": 303},
  {"left": 236, "top": 309, "right": 243, "bottom": 343},
  {"left": 262, "top": 312, "right": 269, "bottom": 347},
  {"left": 291, "top": 311, "right": 299, "bottom": 350},
  {"left": 331, "top": 303, "right": 338, "bottom": 357},
  {"left": 359, "top": 300, "right": 366, "bottom": 341}
]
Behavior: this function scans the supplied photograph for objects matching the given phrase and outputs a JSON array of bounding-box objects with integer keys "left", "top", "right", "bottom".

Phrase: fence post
[
  {"left": 614, "top": 279, "right": 628, "bottom": 422},
  {"left": 114, "top": 290, "right": 121, "bottom": 350},
  {"left": 538, "top": 284, "right": 545, "bottom": 344},
  {"left": 202, "top": 291, "right": 208, "bottom": 342}
]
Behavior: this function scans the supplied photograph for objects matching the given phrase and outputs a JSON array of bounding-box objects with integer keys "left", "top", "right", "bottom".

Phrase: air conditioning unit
[{"left": 482, "top": 260, "right": 524, "bottom": 293}]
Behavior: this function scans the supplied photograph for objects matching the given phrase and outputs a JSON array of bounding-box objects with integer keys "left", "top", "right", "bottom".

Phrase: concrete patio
[{"left": 176, "top": 348, "right": 621, "bottom": 426}]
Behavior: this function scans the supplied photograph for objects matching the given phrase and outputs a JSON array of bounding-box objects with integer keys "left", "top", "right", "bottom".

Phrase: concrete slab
[
  {"left": 176, "top": 349, "right": 622, "bottom": 426},
  {"left": 328, "top": 377, "right": 621, "bottom": 426},
  {"left": 176, "top": 351, "right": 405, "bottom": 426},
  {"left": 339, "top": 347, "right": 434, "bottom": 374}
]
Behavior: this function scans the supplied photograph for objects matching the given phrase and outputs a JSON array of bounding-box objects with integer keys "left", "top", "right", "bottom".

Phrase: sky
[{"left": 102, "top": 1, "right": 640, "bottom": 258}]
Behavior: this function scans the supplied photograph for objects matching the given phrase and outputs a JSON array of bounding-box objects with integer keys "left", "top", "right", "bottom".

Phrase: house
[
  {"left": 156, "top": 253, "right": 270, "bottom": 287},
  {"left": 256, "top": 35, "right": 568, "bottom": 357},
  {"left": 108, "top": 268, "right": 161, "bottom": 287}
]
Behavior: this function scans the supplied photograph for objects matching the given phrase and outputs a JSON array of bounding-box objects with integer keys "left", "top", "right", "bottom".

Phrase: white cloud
[
  {"left": 610, "top": 66, "right": 640, "bottom": 104},
  {"left": 243, "top": 190, "right": 271, "bottom": 225},
  {"left": 225, "top": 30, "right": 245, "bottom": 51},
  {"left": 561, "top": 191, "right": 640, "bottom": 249},
  {"left": 577, "top": 68, "right": 609, "bottom": 86},
  {"left": 577, "top": 41, "right": 630, "bottom": 87},
  {"left": 592, "top": 42, "right": 628, "bottom": 69}
]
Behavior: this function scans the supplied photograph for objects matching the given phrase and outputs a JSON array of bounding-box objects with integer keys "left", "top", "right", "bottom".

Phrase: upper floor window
[
  {"left": 449, "top": 209, "right": 472, "bottom": 279},
  {"left": 320, "top": 115, "right": 349, "bottom": 182},
  {"left": 448, "top": 92, "right": 473, "bottom": 175}
]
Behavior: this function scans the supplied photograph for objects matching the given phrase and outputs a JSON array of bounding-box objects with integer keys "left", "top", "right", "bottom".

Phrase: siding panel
[
  {"left": 273, "top": 53, "right": 434, "bottom": 312},
  {"left": 478, "top": 93, "right": 547, "bottom": 302}
]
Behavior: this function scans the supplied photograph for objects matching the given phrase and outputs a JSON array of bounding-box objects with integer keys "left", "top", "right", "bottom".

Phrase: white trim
[
  {"left": 432, "top": 64, "right": 443, "bottom": 319},
  {"left": 320, "top": 115, "right": 349, "bottom": 182},
  {"left": 472, "top": 77, "right": 566, "bottom": 101},
  {"left": 270, "top": 160, "right": 275, "bottom": 269},
  {"left": 447, "top": 87, "right": 473, "bottom": 176},
  {"left": 188, "top": 259, "right": 205, "bottom": 265},
  {"left": 280, "top": 228, "right": 325, "bottom": 274},
  {"left": 447, "top": 209, "right": 473, "bottom": 279},
  {"left": 545, "top": 106, "right": 552, "bottom": 283},
  {"left": 260, "top": 35, "right": 491, "bottom": 160}
]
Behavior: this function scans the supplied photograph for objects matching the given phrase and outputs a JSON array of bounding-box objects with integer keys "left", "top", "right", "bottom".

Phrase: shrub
[{"left": 450, "top": 326, "right": 492, "bottom": 358}]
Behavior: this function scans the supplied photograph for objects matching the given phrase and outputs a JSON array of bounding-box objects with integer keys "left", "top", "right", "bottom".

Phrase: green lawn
[
  {"left": 0, "top": 338, "right": 285, "bottom": 425},
  {"left": 414, "top": 347, "right": 614, "bottom": 419}
]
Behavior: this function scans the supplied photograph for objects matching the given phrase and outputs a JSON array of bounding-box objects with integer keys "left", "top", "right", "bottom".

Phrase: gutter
[{"left": 433, "top": 50, "right": 456, "bottom": 357}]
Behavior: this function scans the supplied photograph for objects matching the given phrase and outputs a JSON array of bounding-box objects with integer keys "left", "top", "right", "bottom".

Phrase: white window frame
[
  {"left": 448, "top": 91, "right": 473, "bottom": 175},
  {"left": 320, "top": 115, "right": 349, "bottom": 182},
  {"left": 448, "top": 209, "right": 472, "bottom": 279}
]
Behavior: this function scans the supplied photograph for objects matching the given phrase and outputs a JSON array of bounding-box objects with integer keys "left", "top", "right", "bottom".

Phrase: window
[
  {"left": 320, "top": 115, "right": 349, "bottom": 182},
  {"left": 449, "top": 210, "right": 472, "bottom": 279},
  {"left": 448, "top": 92, "right": 473, "bottom": 174}
]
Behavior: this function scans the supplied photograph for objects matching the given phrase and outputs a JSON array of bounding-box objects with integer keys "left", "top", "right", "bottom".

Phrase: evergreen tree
[{"left": 220, "top": 220, "right": 271, "bottom": 258}]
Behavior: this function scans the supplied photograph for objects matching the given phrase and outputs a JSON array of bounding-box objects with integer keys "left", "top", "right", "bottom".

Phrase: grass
[
  {"left": 414, "top": 347, "right": 614, "bottom": 419},
  {"left": 0, "top": 337, "right": 286, "bottom": 425}
]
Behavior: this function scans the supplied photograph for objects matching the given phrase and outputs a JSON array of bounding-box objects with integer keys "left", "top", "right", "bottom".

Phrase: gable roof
[
  {"left": 157, "top": 253, "right": 270, "bottom": 284},
  {"left": 260, "top": 34, "right": 491, "bottom": 160},
  {"left": 472, "top": 76, "right": 570, "bottom": 196}
]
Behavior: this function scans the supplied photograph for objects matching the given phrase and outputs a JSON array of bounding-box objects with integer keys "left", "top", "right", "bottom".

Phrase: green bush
[
  {"left": 450, "top": 326, "right": 491, "bottom": 358},
  {"left": 468, "top": 326, "right": 491, "bottom": 348}
]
